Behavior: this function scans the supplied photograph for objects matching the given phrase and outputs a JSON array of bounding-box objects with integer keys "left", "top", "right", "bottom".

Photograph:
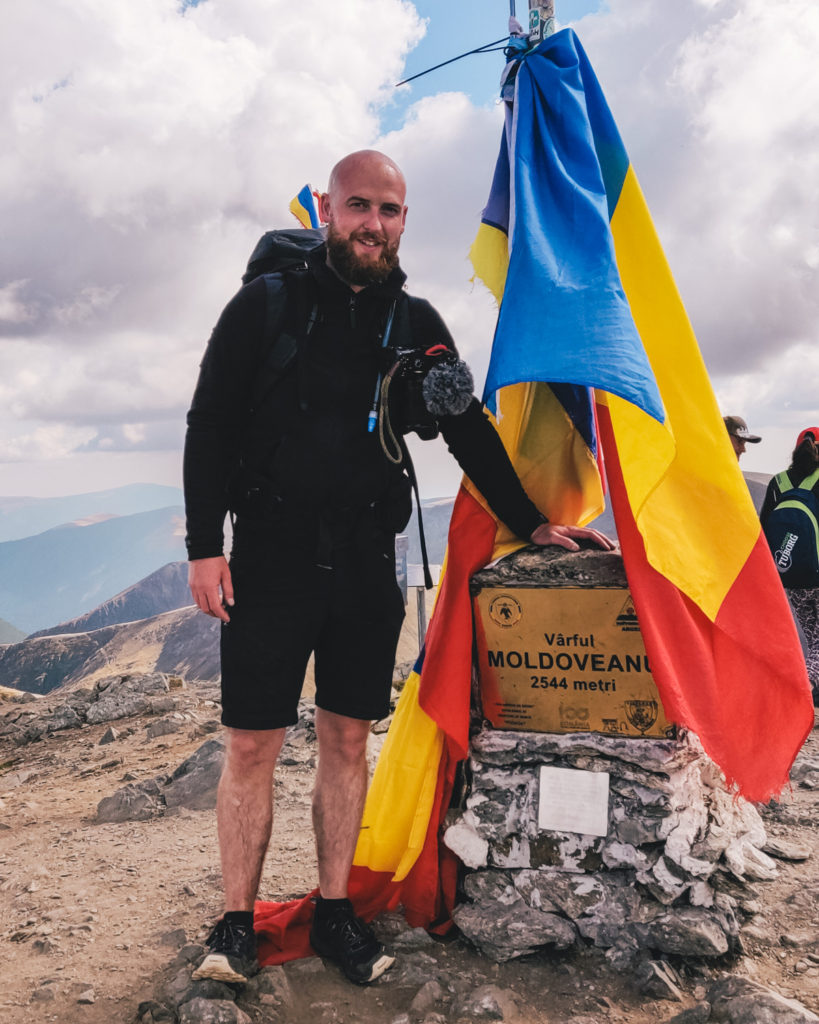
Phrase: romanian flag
[
  {"left": 254, "top": 28, "right": 813, "bottom": 963},
  {"left": 466, "top": 27, "right": 813, "bottom": 802},
  {"left": 289, "top": 184, "right": 323, "bottom": 229}
]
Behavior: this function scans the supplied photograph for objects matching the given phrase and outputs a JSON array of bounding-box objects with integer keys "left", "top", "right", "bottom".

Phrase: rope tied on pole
[{"left": 394, "top": 2, "right": 557, "bottom": 91}]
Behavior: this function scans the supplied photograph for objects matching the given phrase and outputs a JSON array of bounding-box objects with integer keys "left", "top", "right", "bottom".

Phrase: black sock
[
  {"left": 223, "top": 910, "right": 254, "bottom": 929},
  {"left": 314, "top": 896, "right": 350, "bottom": 918}
]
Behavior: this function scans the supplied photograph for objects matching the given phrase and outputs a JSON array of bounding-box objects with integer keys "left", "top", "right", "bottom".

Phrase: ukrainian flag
[{"left": 289, "top": 184, "right": 322, "bottom": 229}]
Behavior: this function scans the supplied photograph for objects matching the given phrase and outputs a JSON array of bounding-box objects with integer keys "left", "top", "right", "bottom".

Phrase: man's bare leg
[
  {"left": 218, "top": 726, "right": 286, "bottom": 910},
  {"left": 194, "top": 726, "right": 285, "bottom": 982},
  {"left": 312, "top": 708, "right": 371, "bottom": 896},
  {"left": 310, "top": 708, "right": 394, "bottom": 983}
]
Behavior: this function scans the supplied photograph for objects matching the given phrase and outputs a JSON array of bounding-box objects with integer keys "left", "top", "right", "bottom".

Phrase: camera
[
  {"left": 383, "top": 343, "right": 476, "bottom": 440},
  {"left": 386, "top": 344, "right": 451, "bottom": 439}
]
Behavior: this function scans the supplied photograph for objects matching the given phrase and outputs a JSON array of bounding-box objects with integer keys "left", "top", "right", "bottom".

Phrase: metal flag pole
[{"left": 502, "top": 2, "right": 556, "bottom": 101}]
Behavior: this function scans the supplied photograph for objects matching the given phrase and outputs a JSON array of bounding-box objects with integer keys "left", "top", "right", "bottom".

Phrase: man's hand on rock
[
  {"left": 189, "top": 556, "right": 234, "bottom": 623},
  {"left": 530, "top": 522, "right": 616, "bottom": 553}
]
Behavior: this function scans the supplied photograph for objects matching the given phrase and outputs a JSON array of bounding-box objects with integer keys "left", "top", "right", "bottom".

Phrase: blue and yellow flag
[{"left": 289, "top": 184, "right": 322, "bottom": 229}]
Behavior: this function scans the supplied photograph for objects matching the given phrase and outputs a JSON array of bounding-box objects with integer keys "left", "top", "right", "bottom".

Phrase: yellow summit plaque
[{"left": 474, "top": 587, "right": 673, "bottom": 738}]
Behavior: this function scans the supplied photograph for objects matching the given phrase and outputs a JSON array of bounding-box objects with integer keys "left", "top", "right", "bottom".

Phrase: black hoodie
[{"left": 183, "top": 247, "right": 545, "bottom": 560}]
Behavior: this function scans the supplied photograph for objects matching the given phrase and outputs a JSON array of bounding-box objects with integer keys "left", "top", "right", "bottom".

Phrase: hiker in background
[
  {"left": 183, "top": 150, "right": 614, "bottom": 987},
  {"left": 761, "top": 427, "right": 819, "bottom": 704},
  {"left": 723, "top": 415, "right": 762, "bottom": 462}
]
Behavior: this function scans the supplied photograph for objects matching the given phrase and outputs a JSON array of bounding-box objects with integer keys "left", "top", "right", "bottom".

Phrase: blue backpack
[{"left": 763, "top": 468, "right": 819, "bottom": 588}]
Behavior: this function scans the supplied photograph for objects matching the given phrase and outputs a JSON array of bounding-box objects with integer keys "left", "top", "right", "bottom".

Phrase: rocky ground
[{"left": 0, "top": 675, "right": 817, "bottom": 1024}]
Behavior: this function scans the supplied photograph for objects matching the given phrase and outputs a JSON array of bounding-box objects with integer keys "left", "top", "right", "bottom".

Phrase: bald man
[{"left": 184, "top": 150, "right": 613, "bottom": 986}]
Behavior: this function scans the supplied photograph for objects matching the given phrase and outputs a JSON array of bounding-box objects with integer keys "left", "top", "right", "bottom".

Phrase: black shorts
[{"left": 220, "top": 514, "right": 405, "bottom": 730}]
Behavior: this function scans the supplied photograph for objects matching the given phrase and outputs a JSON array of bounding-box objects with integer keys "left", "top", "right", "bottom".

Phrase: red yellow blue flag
[
  {"left": 468, "top": 28, "right": 813, "bottom": 801},
  {"left": 348, "top": 26, "right": 814, "bottom": 926}
]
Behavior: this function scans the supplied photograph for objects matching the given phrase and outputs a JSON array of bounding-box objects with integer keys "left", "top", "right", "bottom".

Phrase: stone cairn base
[
  {"left": 444, "top": 727, "right": 777, "bottom": 970},
  {"left": 445, "top": 546, "right": 779, "bottom": 972}
]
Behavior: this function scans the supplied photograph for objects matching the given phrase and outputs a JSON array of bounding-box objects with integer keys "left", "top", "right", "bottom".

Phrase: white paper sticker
[{"left": 538, "top": 765, "right": 610, "bottom": 837}]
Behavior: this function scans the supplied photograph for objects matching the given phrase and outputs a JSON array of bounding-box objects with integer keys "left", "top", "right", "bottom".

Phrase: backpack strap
[
  {"left": 230, "top": 269, "right": 316, "bottom": 506},
  {"left": 796, "top": 468, "right": 819, "bottom": 491},
  {"left": 392, "top": 292, "right": 414, "bottom": 350},
  {"left": 250, "top": 268, "right": 317, "bottom": 413},
  {"left": 774, "top": 470, "right": 792, "bottom": 493}
]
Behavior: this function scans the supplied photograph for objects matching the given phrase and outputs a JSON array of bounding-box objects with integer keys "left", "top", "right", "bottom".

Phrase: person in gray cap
[{"left": 723, "top": 415, "right": 762, "bottom": 461}]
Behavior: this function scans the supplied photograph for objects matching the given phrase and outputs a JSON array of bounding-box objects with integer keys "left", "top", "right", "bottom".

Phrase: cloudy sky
[{"left": 2, "top": 0, "right": 818, "bottom": 500}]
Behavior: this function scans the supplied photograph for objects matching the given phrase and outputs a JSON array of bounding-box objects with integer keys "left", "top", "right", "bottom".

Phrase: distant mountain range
[
  {"left": 0, "top": 553, "right": 425, "bottom": 696},
  {"left": 0, "top": 471, "right": 772, "bottom": 694},
  {"left": 0, "top": 483, "right": 184, "bottom": 543},
  {"left": 0, "top": 605, "right": 220, "bottom": 694},
  {"left": 30, "top": 561, "right": 190, "bottom": 638},
  {"left": 403, "top": 497, "right": 457, "bottom": 566},
  {"left": 0, "top": 619, "right": 25, "bottom": 644},
  {"left": 0, "top": 555, "right": 215, "bottom": 693},
  {"left": 0, "top": 506, "right": 187, "bottom": 634}
]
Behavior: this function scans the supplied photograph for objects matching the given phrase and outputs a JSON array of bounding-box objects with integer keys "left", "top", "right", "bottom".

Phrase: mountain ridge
[
  {"left": 29, "top": 561, "right": 191, "bottom": 639},
  {"left": 0, "top": 483, "right": 184, "bottom": 543},
  {"left": 0, "top": 605, "right": 220, "bottom": 694},
  {"left": 0, "top": 618, "right": 25, "bottom": 645},
  {"left": 0, "top": 505, "right": 187, "bottom": 634}
]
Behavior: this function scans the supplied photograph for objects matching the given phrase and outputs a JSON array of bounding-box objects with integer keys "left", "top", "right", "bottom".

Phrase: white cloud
[
  {"left": 0, "top": 0, "right": 426, "bottom": 473},
  {"left": 55, "top": 285, "right": 121, "bottom": 325},
  {"left": 0, "top": 424, "right": 97, "bottom": 462},
  {"left": 0, "top": 333, "right": 195, "bottom": 427},
  {"left": 2, "top": 0, "right": 818, "bottom": 492},
  {"left": 0, "top": 280, "right": 36, "bottom": 325},
  {"left": 713, "top": 340, "right": 819, "bottom": 472}
]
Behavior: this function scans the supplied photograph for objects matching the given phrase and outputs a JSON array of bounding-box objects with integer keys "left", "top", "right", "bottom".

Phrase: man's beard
[{"left": 326, "top": 225, "right": 400, "bottom": 287}]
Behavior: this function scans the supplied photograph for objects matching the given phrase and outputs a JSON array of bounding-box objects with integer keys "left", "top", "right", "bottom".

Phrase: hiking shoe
[
  {"left": 309, "top": 899, "right": 394, "bottom": 984},
  {"left": 191, "top": 916, "right": 259, "bottom": 984}
]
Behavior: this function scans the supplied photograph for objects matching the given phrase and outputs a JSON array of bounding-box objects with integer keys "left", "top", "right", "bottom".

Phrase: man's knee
[
  {"left": 223, "top": 727, "right": 286, "bottom": 775},
  {"left": 315, "top": 710, "right": 370, "bottom": 766}
]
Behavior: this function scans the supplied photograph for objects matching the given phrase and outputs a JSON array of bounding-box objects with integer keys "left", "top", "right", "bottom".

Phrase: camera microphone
[{"left": 422, "top": 356, "right": 474, "bottom": 418}]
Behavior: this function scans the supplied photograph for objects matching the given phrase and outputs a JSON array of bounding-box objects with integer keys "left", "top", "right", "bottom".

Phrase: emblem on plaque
[
  {"left": 488, "top": 594, "right": 522, "bottom": 628},
  {"left": 624, "top": 699, "right": 659, "bottom": 734},
  {"left": 615, "top": 597, "right": 640, "bottom": 632}
]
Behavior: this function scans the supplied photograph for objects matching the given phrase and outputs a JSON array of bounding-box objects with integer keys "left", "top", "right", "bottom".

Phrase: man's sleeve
[
  {"left": 406, "top": 297, "right": 459, "bottom": 357},
  {"left": 408, "top": 298, "right": 545, "bottom": 541},
  {"left": 439, "top": 399, "right": 546, "bottom": 541},
  {"left": 183, "top": 278, "right": 267, "bottom": 560}
]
